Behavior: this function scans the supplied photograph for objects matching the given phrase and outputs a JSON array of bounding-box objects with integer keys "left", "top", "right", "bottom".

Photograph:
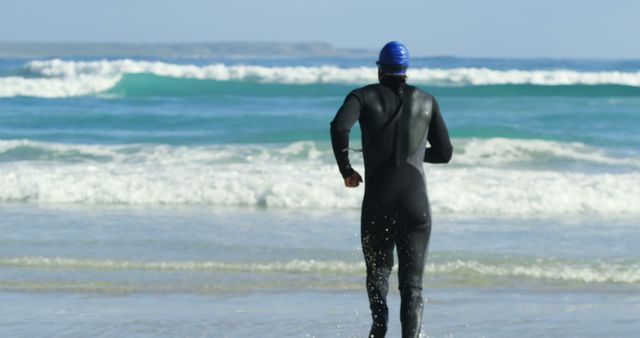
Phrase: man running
[{"left": 330, "top": 41, "right": 452, "bottom": 338}]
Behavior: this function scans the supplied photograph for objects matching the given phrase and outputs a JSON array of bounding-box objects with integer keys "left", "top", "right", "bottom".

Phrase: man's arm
[
  {"left": 330, "top": 92, "right": 363, "bottom": 186},
  {"left": 424, "top": 99, "right": 453, "bottom": 163}
]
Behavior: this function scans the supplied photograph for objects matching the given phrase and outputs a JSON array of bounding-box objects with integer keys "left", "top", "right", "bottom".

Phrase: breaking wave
[
  {"left": 2, "top": 59, "right": 640, "bottom": 98},
  {"left": 1, "top": 139, "right": 638, "bottom": 215}
]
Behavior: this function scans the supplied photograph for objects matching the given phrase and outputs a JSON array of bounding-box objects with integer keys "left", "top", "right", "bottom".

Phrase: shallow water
[{"left": 0, "top": 205, "right": 638, "bottom": 337}]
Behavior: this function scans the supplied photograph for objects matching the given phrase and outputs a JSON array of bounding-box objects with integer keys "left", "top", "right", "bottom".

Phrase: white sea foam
[
  {"left": 0, "top": 139, "right": 638, "bottom": 215},
  {"left": 454, "top": 137, "right": 640, "bottom": 167},
  {"left": 429, "top": 259, "right": 640, "bottom": 284},
  {"left": 0, "top": 74, "right": 121, "bottom": 98},
  {"left": 3, "top": 256, "right": 638, "bottom": 284},
  {"left": 409, "top": 67, "right": 640, "bottom": 86},
  {"left": 2, "top": 59, "right": 640, "bottom": 97}
]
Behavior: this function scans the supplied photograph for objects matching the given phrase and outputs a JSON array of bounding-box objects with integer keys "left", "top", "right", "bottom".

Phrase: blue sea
[{"left": 0, "top": 54, "right": 639, "bottom": 337}]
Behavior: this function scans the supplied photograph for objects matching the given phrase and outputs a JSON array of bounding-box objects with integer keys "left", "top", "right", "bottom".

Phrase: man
[{"left": 330, "top": 41, "right": 452, "bottom": 338}]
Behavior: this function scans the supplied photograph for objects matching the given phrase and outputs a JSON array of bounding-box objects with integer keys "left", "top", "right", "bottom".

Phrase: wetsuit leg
[
  {"left": 361, "top": 193, "right": 397, "bottom": 338},
  {"left": 395, "top": 169, "right": 431, "bottom": 338},
  {"left": 396, "top": 223, "right": 430, "bottom": 338}
]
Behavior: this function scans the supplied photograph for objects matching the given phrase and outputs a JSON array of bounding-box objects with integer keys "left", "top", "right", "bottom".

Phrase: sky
[{"left": 1, "top": 0, "right": 639, "bottom": 59}]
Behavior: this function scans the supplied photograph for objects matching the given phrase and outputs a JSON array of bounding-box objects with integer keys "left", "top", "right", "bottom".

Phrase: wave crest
[
  {"left": 2, "top": 59, "right": 640, "bottom": 98},
  {"left": 0, "top": 139, "right": 638, "bottom": 215}
]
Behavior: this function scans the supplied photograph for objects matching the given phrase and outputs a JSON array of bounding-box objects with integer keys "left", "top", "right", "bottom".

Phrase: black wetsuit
[{"left": 330, "top": 77, "right": 452, "bottom": 338}]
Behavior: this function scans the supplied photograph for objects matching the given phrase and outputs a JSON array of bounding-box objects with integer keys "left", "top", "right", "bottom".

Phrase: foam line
[
  {"left": 2, "top": 59, "right": 640, "bottom": 97},
  {"left": 3, "top": 256, "right": 638, "bottom": 284},
  {"left": 0, "top": 140, "right": 638, "bottom": 215}
]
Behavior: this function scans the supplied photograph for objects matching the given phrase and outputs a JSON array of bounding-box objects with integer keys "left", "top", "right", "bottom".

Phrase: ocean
[{"left": 0, "top": 54, "right": 639, "bottom": 337}]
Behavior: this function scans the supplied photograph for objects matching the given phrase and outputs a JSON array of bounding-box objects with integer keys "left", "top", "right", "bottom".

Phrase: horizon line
[{"left": 1, "top": 40, "right": 639, "bottom": 61}]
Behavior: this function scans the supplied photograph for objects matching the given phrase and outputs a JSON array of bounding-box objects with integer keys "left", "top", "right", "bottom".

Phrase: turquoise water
[{"left": 1, "top": 55, "right": 639, "bottom": 337}]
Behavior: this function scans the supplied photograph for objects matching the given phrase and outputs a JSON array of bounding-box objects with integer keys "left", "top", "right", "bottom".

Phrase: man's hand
[{"left": 343, "top": 171, "right": 363, "bottom": 188}]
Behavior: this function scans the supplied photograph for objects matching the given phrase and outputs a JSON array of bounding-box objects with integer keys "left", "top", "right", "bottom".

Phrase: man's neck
[{"left": 380, "top": 76, "right": 406, "bottom": 92}]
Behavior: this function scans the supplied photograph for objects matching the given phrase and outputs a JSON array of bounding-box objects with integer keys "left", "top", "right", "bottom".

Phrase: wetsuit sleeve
[
  {"left": 330, "top": 92, "right": 362, "bottom": 178},
  {"left": 424, "top": 99, "right": 453, "bottom": 163}
]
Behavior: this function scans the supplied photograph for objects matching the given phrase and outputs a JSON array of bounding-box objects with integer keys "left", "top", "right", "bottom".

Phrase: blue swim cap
[{"left": 376, "top": 41, "right": 409, "bottom": 75}]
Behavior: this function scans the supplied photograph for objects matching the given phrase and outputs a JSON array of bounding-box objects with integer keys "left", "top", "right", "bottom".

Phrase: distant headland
[{"left": 0, "top": 41, "right": 375, "bottom": 58}]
